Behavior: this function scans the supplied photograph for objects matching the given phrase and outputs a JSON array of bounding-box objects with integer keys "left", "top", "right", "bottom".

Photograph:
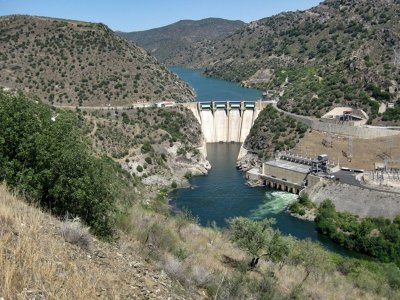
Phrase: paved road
[
  {"left": 332, "top": 170, "right": 363, "bottom": 187},
  {"left": 53, "top": 103, "right": 154, "bottom": 110},
  {"left": 332, "top": 170, "right": 400, "bottom": 195}
]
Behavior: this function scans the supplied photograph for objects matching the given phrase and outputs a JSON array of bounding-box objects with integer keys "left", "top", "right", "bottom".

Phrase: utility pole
[
  {"left": 347, "top": 136, "right": 353, "bottom": 162},
  {"left": 394, "top": 48, "right": 400, "bottom": 66}
]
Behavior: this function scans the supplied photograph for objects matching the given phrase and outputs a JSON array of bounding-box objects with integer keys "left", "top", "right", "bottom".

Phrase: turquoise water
[
  {"left": 170, "top": 143, "right": 352, "bottom": 254},
  {"left": 170, "top": 66, "right": 262, "bottom": 101}
]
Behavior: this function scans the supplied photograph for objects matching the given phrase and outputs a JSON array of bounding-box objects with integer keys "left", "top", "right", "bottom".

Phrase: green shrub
[
  {"left": 298, "top": 192, "right": 315, "bottom": 208},
  {"left": 316, "top": 199, "right": 400, "bottom": 265},
  {"left": 0, "top": 92, "right": 120, "bottom": 237},
  {"left": 141, "top": 142, "right": 153, "bottom": 153},
  {"left": 184, "top": 171, "right": 192, "bottom": 180},
  {"left": 161, "top": 153, "right": 167, "bottom": 161}
]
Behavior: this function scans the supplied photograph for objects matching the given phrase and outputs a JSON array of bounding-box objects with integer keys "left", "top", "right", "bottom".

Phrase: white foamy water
[{"left": 249, "top": 191, "right": 298, "bottom": 219}]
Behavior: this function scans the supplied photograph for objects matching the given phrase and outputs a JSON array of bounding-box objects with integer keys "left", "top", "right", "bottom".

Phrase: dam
[{"left": 183, "top": 100, "right": 266, "bottom": 143}]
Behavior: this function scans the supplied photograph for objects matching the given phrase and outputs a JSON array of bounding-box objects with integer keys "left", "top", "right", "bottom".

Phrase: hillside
[
  {"left": 244, "top": 105, "right": 309, "bottom": 160},
  {"left": 0, "top": 15, "right": 195, "bottom": 106},
  {"left": 119, "top": 18, "right": 245, "bottom": 65},
  {"left": 3, "top": 92, "right": 400, "bottom": 299},
  {"left": 85, "top": 105, "right": 209, "bottom": 188},
  {"left": 175, "top": 0, "right": 400, "bottom": 122},
  {"left": 0, "top": 185, "right": 189, "bottom": 299}
]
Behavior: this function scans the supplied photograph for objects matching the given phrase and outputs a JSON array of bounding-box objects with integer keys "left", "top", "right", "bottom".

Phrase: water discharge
[{"left": 250, "top": 191, "right": 298, "bottom": 218}]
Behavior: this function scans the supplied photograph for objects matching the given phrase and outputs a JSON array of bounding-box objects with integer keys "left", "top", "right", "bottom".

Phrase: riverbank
[{"left": 141, "top": 141, "right": 211, "bottom": 189}]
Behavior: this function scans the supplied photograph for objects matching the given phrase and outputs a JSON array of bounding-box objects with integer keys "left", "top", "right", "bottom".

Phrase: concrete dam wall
[{"left": 185, "top": 101, "right": 264, "bottom": 143}]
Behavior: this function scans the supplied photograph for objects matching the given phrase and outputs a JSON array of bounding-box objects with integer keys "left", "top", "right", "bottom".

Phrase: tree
[
  {"left": 268, "top": 232, "right": 291, "bottom": 270},
  {"left": 0, "top": 92, "right": 122, "bottom": 237},
  {"left": 290, "top": 239, "right": 333, "bottom": 286},
  {"left": 229, "top": 217, "right": 275, "bottom": 268}
]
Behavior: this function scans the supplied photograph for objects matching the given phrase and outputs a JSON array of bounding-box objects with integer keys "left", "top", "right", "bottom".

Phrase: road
[
  {"left": 332, "top": 170, "right": 363, "bottom": 187},
  {"left": 332, "top": 170, "right": 400, "bottom": 195},
  {"left": 53, "top": 103, "right": 155, "bottom": 110}
]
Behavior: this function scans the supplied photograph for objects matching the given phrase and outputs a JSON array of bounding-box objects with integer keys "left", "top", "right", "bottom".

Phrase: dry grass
[
  {"left": 294, "top": 130, "right": 400, "bottom": 170},
  {"left": 0, "top": 185, "right": 187, "bottom": 299},
  {"left": 0, "top": 186, "right": 98, "bottom": 299},
  {"left": 59, "top": 218, "right": 93, "bottom": 251},
  {"left": 124, "top": 200, "right": 393, "bottom": 299}
]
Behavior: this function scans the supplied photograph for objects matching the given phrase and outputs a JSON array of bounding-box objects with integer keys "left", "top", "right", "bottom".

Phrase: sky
[{"left": 0, "top": 0, "right": 322, "bottom": 32}]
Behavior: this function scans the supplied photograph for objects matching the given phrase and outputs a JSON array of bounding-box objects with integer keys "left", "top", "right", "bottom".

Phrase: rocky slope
[
  {"left": 175, "top": 0, "right": 400, "bottom": 122},
  {"left": 120, "top": 18, "right": 244, "bottom": 65},
  {"left": 85, "top": 105, "right": 210, "bottom": 189},
  {"left": 0, "top": 15, "right": 195, "bottom": 106}
]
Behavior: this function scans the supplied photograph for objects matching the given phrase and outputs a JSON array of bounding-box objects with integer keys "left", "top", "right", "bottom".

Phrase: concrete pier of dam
[{"left": 183, "top": 101, "right": 266, "bottom": 143}]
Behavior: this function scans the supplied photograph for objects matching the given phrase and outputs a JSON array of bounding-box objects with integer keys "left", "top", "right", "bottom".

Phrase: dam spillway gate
[{"left": 184, "top": 101, "right": 266, "bottom": 143}]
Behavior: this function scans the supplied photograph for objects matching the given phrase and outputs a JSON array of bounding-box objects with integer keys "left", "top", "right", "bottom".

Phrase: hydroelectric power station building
[{"left": 247, "top": 153, "right": 335, "bottom": 194}]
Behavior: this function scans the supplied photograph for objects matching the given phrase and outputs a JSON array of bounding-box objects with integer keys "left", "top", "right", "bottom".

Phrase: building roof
[
  {"left": 264, "top": 160, "right": 310, "bottom": 174},
  {"left": 322, "top": 107, "right": 368, "bottom": 120}
]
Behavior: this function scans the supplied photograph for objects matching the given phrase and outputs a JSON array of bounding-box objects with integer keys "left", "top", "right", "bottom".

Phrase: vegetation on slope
[
  {"left": 120, "top": 18, "right": 245, "bottom": 64},
  {"left": 244, "top": 104, "right": 309, "bottom": 159},
  {"left": 316, "top": 199, "right": 400, "bottom": 266},
  {"left": 288, "top": 192, "right": 316, "bottom": 216},
  {"left": 2, "top": 92, "right": 400, "bottom": 299},
  {"left": 86, "top": 105, "right": 203, "bottom": 185},
  {"left": 0, "top": 15, "right": 195, "bottom": 106},
  {"left": 0, "top": 186, "right": 190, "bottom": 299},
  {"left": 176, "top": 0, "right": 400, "bottom": 122},
  {"left": 0, "top": 91, "right": 134, "bottom": 236}
]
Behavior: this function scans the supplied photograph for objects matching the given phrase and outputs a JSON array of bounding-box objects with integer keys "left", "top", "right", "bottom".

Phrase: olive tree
[{"left": 229, "top": 217, "right": 275, "bottom": 268}]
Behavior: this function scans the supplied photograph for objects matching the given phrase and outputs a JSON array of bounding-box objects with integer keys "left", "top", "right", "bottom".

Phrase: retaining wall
[
  {"left": 279, "top": 109, "right": 400, "bottom": 139},
  {"left": 306, "top": 180, "right": 400, "bottom": 219}
]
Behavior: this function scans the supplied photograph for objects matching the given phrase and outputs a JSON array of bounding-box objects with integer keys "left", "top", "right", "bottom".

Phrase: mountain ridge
[
  {"left": 0, "top": 15, "right": 195, "bottom": 106},
  {"left": 169, "top": 0, "right": 400, "bottom": 123},
  {"left": 119, "top": 18, "right": 245, "bottom": 64}
]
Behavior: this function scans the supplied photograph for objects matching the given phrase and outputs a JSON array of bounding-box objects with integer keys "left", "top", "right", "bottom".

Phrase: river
[
  {"left": 170, "top": 66, "right": 262, "bottom": 101},
  {"left": 169, "top": 67, "right": 350, "bottom": 255},
  {"left": 170, "top": 144, "right": 351, "bottom": 254}
]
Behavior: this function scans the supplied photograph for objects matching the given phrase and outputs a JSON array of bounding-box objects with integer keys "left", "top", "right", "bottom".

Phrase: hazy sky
[{"left": 1, "top": 0, "right": 322, "bottom": 32}]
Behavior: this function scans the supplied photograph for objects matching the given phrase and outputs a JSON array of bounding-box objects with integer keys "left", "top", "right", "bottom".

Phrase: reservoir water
[{"left": 170, "top": 66, "right": 262, "bottom": 101}]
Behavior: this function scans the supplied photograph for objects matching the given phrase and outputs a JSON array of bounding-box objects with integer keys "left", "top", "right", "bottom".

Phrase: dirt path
[{"left": 87, "top": 118, "right": 98, "bottom": 150}]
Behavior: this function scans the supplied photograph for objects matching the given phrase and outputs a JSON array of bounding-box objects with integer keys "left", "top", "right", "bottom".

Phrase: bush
[
  {"left": 316, "top": 199, "right": 400, "bottom": 265},
  {"left": 59, "top": 217, "right": 93, "bottom": 250},
  {"left": 141, "top": 142, "right": 153, "bottom": 153},
  {"left": 145, "top": 157, "right": 152, "bottom": 164},
  {"left": 298, "top": 192, "right": 315, "bottom": 208},
  {"left": 136, "top": 165, "right": 143, "bottom": 172},
  {"left": 171, "top": 181, "right": 177, "bottom": 189},
  {"left": 289, "top": 202, "right": 305, "bottom": 215},
  {"left": 0, "top": 92, "right": 121, "bottom": 237}
]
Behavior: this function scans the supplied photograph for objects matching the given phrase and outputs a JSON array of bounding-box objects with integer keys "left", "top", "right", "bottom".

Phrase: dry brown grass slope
[{"left": 0, "top": 185, "right": 189, "bottom": 299}]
